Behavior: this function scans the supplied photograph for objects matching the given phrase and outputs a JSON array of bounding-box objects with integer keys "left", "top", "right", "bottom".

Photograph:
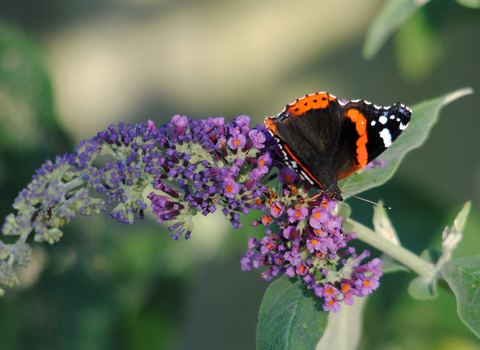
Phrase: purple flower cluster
[
  {"left": 0, "top": 122, "right": 177, "bottom": 290},
  {"left": 3, "top": 121, "right": 171, "bottom": 244},
  {"left": 241, "top": 168, "right": 382, "bottom": 312},
  {"left": 145, "top": 114, "right": 277, "bottom": 239},
  {"left": 0, "top": 113, "right": 383, "bottom": 309}
]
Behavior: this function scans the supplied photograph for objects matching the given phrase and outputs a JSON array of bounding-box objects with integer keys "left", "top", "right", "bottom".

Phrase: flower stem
[
  {"left": 348, "top": 219, "right": 435, "bottom": 278},
  {"left": 63, "top": 177, "right": 86, "bottom": 193}
]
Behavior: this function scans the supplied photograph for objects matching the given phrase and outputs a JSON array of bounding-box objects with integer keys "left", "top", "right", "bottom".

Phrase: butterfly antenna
[{"left": 343, "top": 191, "right": 391, "bottom": 210}]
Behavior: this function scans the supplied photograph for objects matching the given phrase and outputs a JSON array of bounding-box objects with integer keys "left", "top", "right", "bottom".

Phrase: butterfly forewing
[
  {"left": 269, "top": 93, "right": 343, "bottom": 189},
  {"left": 265, "top": 92, "right": 411, "bottom": 199}
]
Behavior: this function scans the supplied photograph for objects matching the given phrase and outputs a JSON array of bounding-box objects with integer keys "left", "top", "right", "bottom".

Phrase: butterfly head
[{"left": 325, "top": 184, "right": 343, "bottom": 201}]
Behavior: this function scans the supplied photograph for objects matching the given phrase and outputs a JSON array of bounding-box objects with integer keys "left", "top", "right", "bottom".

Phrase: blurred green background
[{"left": 0, "top": 0, "right": 479, "bottom": 349}]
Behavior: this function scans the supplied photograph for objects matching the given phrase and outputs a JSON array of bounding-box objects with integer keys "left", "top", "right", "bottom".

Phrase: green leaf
[
  {"left": 316, "top": 296, "right": 367, "bottom": 350},
  {"left": 456, "top": 0, "right": 480, "bottom": 8},
  {"left": 379, "top": 255, "right": 409, "bottom": 274},
  {"left": 441, "top": 256, "right": 480, "bottom": 338},
  {"left": 451, "top": 201, "right": 471, "bottom": 234},
  {"left": 433, "top": 202, "right": 471, "bottom": 274},
  {"left": 394, "top": 8, "right": 443, "bottom": 82},
  {"left": 257, "top": 275, "right": 328, "bottom": 350},
  {"left": 339, "top": 88, "right": 474, "bottom": 199},
  {"left": 408, "top": 275, "right": 438, "bottom": 300},
  {"left": 363, "top": 0, "right": 431, "bottom": 59},
  {"left": 420, "top": 248, "right": 440, "bottom": 266},
  {"left": 372, "top": 201, "right": 400, "bottom": 245}
]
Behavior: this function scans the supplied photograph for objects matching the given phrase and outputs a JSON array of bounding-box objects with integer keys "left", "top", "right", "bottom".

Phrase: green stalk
[{"left": 349, "top": 219, "right": 435, "bottom": 278}]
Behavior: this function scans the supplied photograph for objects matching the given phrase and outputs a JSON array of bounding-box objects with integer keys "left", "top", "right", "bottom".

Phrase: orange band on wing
[
  {"left": 346, "top": 109, "right": 368, "bottom": 167},
  {"left": 284, "top": 93, "right": 336, "bottom": 117}
]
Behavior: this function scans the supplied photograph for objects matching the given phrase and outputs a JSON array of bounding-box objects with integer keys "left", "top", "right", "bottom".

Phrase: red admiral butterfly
[{"left": 265, "top": 92, "right": 411, "bottom": 201}]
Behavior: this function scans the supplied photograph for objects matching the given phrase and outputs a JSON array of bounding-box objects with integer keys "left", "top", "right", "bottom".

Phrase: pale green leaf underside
[
  {"left": 316, "top": 296, "right": 367, "bottom": 350},
  {"left": 441, "top": 256, "right": 480, "bottom": 338},
  {"left": 408, "top": 275, "right": 437, "bottom": 300}
]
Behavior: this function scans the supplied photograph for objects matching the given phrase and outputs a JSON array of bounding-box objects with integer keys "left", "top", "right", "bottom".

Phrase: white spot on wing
[
  {"left": 379, "top": 116, "right": 388, "bottom": 125},
  {"left": 379, "top": 129, "right": 392, "bottom": 148}
]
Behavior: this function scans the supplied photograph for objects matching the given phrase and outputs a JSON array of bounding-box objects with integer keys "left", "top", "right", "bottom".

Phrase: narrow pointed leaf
[
  {"left": 452, "top": 201, "right": 471, "bottom": 234},
  {"left": 373, "top": 202, "right": 400, "bottom": 245},
  {"left": 363, "top": 0, "right": 431, "bottom": 59},
  {"left": 434, "top": 201, "right": 471, "bottom": 271}
]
